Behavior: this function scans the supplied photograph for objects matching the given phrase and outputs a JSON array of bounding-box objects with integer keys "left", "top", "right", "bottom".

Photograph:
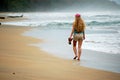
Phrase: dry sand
[{"left": 0, "top": 24, "right": 120, "bottom": 80}]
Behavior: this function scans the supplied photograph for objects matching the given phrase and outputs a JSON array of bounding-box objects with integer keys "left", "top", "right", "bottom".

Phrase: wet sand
[
  {"left": 0, "top": 24, "right": 120, "bottom": 79},
  {"left": 24, "top": 28, "right": 120, "bottom": 73}
]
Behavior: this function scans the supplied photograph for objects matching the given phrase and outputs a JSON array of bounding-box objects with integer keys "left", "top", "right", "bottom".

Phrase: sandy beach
[{"left": 0, "top": 19, "right": 120, "bottom": 80}]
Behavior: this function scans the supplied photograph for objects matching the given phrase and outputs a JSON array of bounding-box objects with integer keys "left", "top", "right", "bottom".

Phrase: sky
[
  {"left": 111, "top": 0, "right": 120, "bottom": 4},
  {"left": 114, "top": 0, "right": 120, "bottom": 4},
  {"left": 58, "top": 0, "right": 120, "bottom": 12},
  {"left": 28, "top": 0, "right": 120, "bottom": 12}
]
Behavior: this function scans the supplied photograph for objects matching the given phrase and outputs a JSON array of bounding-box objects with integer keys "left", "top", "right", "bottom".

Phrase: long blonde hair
[{"left": 73, "top": 17, "right": 85, "bottom": 32}]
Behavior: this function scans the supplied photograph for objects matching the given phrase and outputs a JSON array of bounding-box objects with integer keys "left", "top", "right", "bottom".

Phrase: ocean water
[
  {"left": 2, "top": 12, "right": 120, "bottom": 73},
  {"left": 3, "top": 12, "right": 120, "bottom": 54}
]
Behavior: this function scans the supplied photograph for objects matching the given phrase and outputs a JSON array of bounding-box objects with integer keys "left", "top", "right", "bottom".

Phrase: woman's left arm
[{"left": 69, "top": 25, "right": 74, "bottom": 38}]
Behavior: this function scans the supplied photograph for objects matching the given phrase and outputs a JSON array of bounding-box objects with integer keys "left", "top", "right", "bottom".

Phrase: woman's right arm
[
  {"left": 83, "top": 31, "right": 85, "bottom": 40},
  {"left": 83, "top": 20, "right": 86, "bottom": 40}
]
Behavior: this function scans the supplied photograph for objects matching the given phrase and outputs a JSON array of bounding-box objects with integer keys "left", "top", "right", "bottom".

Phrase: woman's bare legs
[
  {"left": 73, "top": 40, "right": 77, "bottom": 59},
  {"left": 77, "top": 40, "right": 83, "bottom": 61}
]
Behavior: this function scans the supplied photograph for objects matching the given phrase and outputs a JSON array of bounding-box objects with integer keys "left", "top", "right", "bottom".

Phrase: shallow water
[
  {"left": 23, "top": 27, "right": 120, "bottom": 73},
  {"left": 2, "top": 12, "right": 120, "bottom": 54},
  {"left": 24, "top": 29, "right": 120, "bottom": 73},
  {"left": 2, "top": 12, "right": 120, "bottom": 73}
]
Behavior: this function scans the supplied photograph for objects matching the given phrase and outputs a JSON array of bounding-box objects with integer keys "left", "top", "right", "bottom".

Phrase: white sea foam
[{"left": 2, "top": 12, "right": 120, "bottom": 54}]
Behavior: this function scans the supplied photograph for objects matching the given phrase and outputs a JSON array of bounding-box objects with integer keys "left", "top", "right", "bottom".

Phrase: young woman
[{"left": 69, "top": 14, "right": 86, "bottom": 61}]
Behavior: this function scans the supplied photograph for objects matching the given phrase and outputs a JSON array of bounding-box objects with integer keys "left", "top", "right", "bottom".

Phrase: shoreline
[
  {"left": 23, "top": 28, "right": 120, "bottom": 73},
  {"left": 30, "top": 40, "right": 120, "bottom": 73},
  {"left": 0, "top": 24, "right": 120, "bottom": 80}
]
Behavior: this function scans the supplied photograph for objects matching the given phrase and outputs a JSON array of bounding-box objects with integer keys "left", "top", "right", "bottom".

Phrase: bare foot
[
  {"left": 77, "top": 58, "right": 80, "bottom": 61},
  {"left": 73, "top": 56, "right": 77, "bottom": 60}
]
